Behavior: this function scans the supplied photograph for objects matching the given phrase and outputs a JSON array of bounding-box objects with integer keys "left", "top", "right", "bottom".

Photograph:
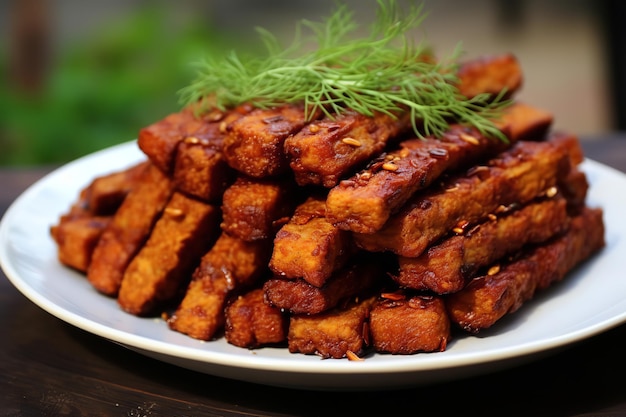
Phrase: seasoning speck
[
  {"left": 341, "top": 137, "right": 362, "bottom": 147},
  {"left": 460, "top": 133, "right": 480, "bottom": 145},
  {"left": 487, "top": 265, "right": 501, "bottom": 275},
  {"left": 382, "top": 162, "right": 398, "bottom": 172}
]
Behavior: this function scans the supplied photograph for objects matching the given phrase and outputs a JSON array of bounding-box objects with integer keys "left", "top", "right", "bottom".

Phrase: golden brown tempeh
[
  {"left": 172, "top": 104, "right": 252, "bottom": 202},
  {"left": 223, "top": 104, "right": 316, "bottom": 177},
  {"left": 288, "top": 296, "right": 377, "bottom": 359},
  {"left": 117, "top": 192, "right": 221, "bottom": 316},
  {"left": 369, "top": 294, "right": 450, "bottom": 354},
  {"left": 220, "top": 176, "right": 299, "bottom": 241},
  {"left": 137, "top": 109, "right": 203, "bottom": 174},
  {"left": 173, "top": 136, "right": 235, "bottom": 202},
  {"left": 285, "top": 110, "right": 411, "bottom": 187},
  {"left": 84, "top": 161, "right": 149, "bottom": 215},
  {"left": 492, "top": 101, "right": 553, "bottom": 143},
  {"left": 269, "top": 195, "right": 355, "bottom": 287},
  {"left": 51, "top": 162, "right": 148, "bottom": 272},
  {"left": 168, "top": 232, "right": 273, "bottom": 340},
  {"left": 87, "top": 164, "right": 175, "bottom": 296},
  {"left": 446, "top": 206, "right": 605, "bottom": 333},
  {"left": 50, "top": 216, "right": 111, "bottom": 273},
  {"left": 354, "top": 133, "right": 579, "bottom": 257},
  {"left": 264, "top": 257, "right": 386, "bottom": 315},
  {"left": 457, "top": 53, "right": 523, "bottom": 100},
  {"left": 326, "top": 102, "right": 553, "bottom": 234},
  {"left": 396, "top": 197, "right": 571, "bottom": 294},
  {"left": 225, "top": 288, "right": 288, "bottom": 349}
]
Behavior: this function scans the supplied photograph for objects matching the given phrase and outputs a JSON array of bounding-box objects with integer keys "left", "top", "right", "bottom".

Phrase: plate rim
[{"left": 2, "top": 141, "right": 625, "bottom": 386}]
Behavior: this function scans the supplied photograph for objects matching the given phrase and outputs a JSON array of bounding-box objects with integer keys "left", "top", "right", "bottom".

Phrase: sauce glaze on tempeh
[{"left": 354, "top": 133, "right": 579, "bottom": 257}]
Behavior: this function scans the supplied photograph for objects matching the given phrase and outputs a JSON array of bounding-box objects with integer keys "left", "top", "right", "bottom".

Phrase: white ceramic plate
[{"left": 1, "top": 141, "right": 625, "bottom": 391}]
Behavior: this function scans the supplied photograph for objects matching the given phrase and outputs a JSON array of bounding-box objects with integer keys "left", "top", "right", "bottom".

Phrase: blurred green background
[
  {"left": 0, "top": 0, "right": 614, "bottom": 166},
  {"left": 1, "top": 2, "right": 239, "bottom": 166}
]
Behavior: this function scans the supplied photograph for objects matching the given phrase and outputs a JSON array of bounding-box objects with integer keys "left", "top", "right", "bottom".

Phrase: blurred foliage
[{"left": 0, "top": 6, "right": 236, "bottom": 166}]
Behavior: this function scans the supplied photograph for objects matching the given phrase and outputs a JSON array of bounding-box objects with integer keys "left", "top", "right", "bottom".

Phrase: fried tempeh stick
[
  {"left": 168, "top": 232, "right": 272, "bottom": 340},
  {"left": 173, "top": 135, "right": 235, "bottom": 202},
  {"left": 117, "top": 192, "right": 221, "bottom": 316},
  {"left": 220, "top": 176, "right": 299, "bottom": 241},
  {"left": 223, "top": 104, "right": 316, "bottom": 178},
  {"left": 354, "top": 133, "right": 579, "bottom": 257},
  {"left": 84, "top": 161, "right": 149, "bottom": 215},
  {"left": 225, "top": 288, "right": 288, "bottom": 349},
  {"left": 62, "top": 160, "right": 148, "bottom": 219},
  {"left": 369, "top": 293, "right": 450, "bottom": 354},
  {"left": 264, "top": 256, "right": 385, "bottom": 315},
  {"left": 137, "top": 109, "right": 204, "bottom": 174},
  {"left": 326, "top": 102, "right": 553, "bottom": 234},
  {"left": 269, "top": 195, "right": 355, "bottom": 287},
  {"left": 87, "top": 164, "right": 175, "bottom": 296},
  {"left": 288, "top": 296, "right": 377, "bottom": 359},
  {"left": 396, "top": 196, "right": 571, "bottom": 294},
  {"left": 284, "top": 110, "right": 411, "bottom": 187},
  {"left": 457, "top": 53, "right": 523, "bottom": 100},
  {"left": 494, "top": 101, "right": 554, "bottom": 143},
  {"left": 171, "top": 106, "right": 251, "bottom": 201},
  {"left": 51, "top": 162, "right": 147, "bottom": 272},
  {"left": 446, "top": 206, "right": 605, "bottom": 333},
  {"left": 51, "top": 216, "right": 111, "bottom": 273}
]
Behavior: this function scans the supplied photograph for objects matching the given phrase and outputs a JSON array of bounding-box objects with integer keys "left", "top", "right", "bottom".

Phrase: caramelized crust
[
  {"left": 264, "top": 257, "right": 385, "bottom": 315},
  {"left": 220, "top": 176, "right": 298, "bottom": 241},
  {"left": 168, "top": 232, "right": 272, "bottom": 340},
  {"left": 225, "top": 288, "right": 288, "bottom": 348},
  {"left": 87, "top": 164, "right": 175, "bottom": 296},
  {"left": 457, "top": 53, "right": 523, "bottom": 99},
  {"left": 397, "top": 197, "right": 571, "bottom": 294},
  {"left": 354, "top": 134, "right": 579, "bottom": 257},
  {"left": 269, "top": 195, "right": 355, "bottom": 287},
  {"left": 288, "top": 296, "right": 376, "bottom": 359},
  {"left": 446, "top": 207, "right": 605, "bottom": 333},
  {"left": 223, "top": 104, "right": 314, "bottom": 177},
  {"left": 173, "top": 137, "right": 234, "bottom": 202},
  {"left": 117, "top": 192, "right": 221, "bottom": 316},
  {"left": 137, "top": 109, "right": 202, "bottom": 173},
  {"left": 285, "top": 110, "right": 411, "bottom": 187},
  {"left": 369, "top": 294, "right": 450, "bottom": 354},
  {"left": 326, "top": 102, "right": 553, "bottom": 234}
]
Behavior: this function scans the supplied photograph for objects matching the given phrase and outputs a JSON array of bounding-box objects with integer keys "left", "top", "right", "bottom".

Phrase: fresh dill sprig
[{"left": 179, "top": 0, "right": 509, "bottom": 140}]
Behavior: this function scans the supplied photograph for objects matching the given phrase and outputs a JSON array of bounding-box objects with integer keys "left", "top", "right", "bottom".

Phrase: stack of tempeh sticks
[{"left": 51, "top": 54, "right": 605, "bottom": 359}]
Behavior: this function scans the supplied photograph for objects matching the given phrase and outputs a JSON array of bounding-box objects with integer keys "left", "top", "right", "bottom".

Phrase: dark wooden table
[{"left": 1, "top": 137, "right": 625, "bottom": 417}]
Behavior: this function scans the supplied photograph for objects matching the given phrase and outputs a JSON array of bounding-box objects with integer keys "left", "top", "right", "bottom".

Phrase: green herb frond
[{"left": 179, "top": 0, "right": 510, "bottom": 141}]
